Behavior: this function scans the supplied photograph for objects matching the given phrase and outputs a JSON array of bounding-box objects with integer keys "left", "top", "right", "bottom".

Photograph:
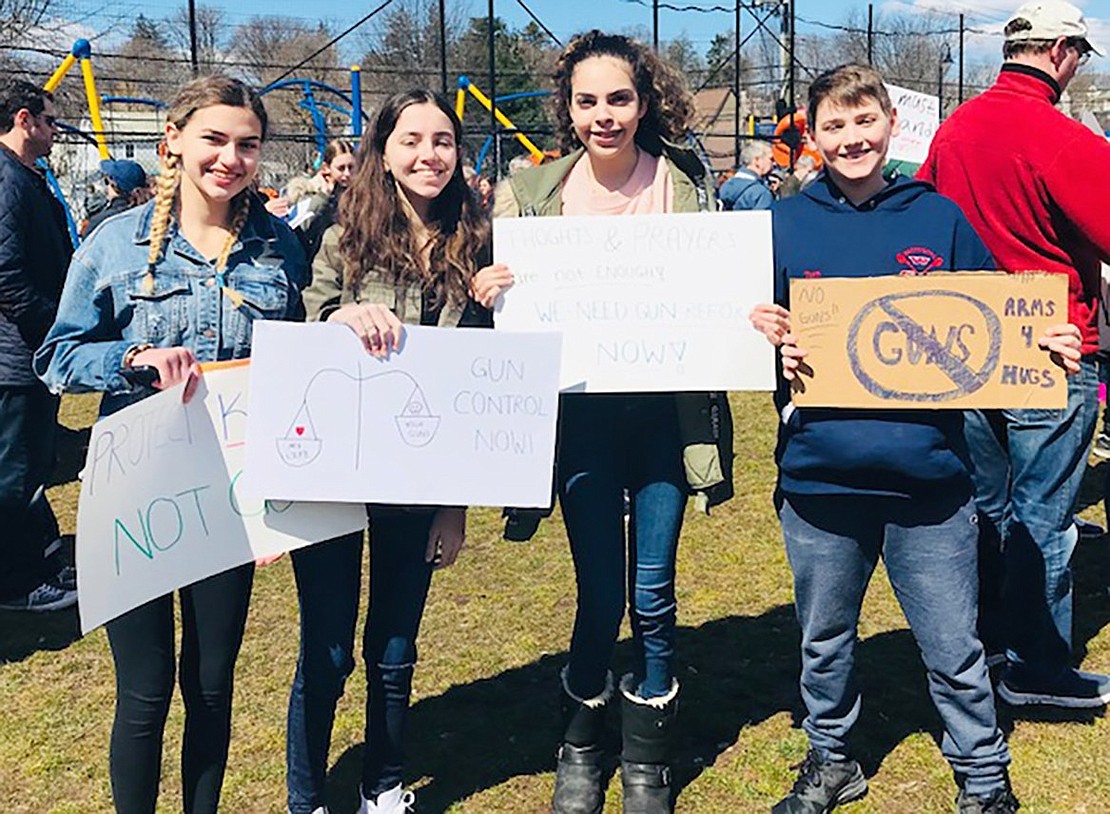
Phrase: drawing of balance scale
[
  {"left": 276, "top": 402, "right": 324, "bottom": 467},
  {"left": 276, "top": 370, "right": 440, "bottom": 468},
  {"left": 393, "top": 385, "right": 440, "bottom": 447}
]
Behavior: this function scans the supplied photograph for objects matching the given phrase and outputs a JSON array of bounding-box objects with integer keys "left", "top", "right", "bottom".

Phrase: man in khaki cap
[{"left": 919, "top": 0, "right": 1110, "bottom": 710}]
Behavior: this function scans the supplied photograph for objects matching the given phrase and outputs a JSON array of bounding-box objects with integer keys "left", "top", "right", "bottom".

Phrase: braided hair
[{"left": 142, "top": 75, "right": 268, "bottom": 303}]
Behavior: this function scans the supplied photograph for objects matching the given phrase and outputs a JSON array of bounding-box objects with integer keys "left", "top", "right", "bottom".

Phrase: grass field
[{"left": 0, "top": 392, "right": 1107, "bottom": 813}]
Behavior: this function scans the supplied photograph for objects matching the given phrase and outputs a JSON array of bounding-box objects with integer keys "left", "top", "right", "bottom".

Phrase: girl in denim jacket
[
  {"left": 287, "top": 89, "right": 493, "bottom": 814},
  {"left": 35, "top": 76, "right": 307, "bottom": 814}
]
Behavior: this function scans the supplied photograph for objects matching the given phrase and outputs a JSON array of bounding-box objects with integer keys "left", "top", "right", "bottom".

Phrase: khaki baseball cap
[{"left": 1006, "top": 0, "right": 1104, "bottom": 56}]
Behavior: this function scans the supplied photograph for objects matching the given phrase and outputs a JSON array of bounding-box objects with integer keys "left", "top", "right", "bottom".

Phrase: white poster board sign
[
  {"left": 885, "top": 83, "right": 939, "bottom": 165},
  {"left": 244, "top": 323, "right": 562, "bottom": 507},
  {"left": 75, "top": 362, "right": 367, "bottom": 633},
  {"left": 493, "top": 211, "right": 775, "bottom": 392}
]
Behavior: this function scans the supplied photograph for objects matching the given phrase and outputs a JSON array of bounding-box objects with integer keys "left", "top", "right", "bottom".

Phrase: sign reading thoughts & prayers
[{"left": 493, "top": 212, "right": 775, "bottom": 392}]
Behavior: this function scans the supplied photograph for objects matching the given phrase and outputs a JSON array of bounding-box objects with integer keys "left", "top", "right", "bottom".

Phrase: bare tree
[
  {"left": 229, "top": 15, "right": 343, "bottom": 175},
  {"left": 231, "top": 17, "right": 340, "bottom": 88},
  {"left": 358, "top": 0, "right": 469, "bottom": 97},
  {"left": 664, "top": 33, "right": 705, "bottom": 87},
  {"left": 826, "top": 9, "right": 956, "bottom": 96},
  {"left": 102, "top": 15, "right": 189, "bottom": 105},
  {"left": 1, "top": 0, "right": 53, "bottom": 46},
  {"left": 167, "top": 3, "right": 228, "bottom": 75}
]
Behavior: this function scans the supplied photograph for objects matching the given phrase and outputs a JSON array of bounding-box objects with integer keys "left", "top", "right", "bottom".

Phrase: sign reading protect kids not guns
[
  {"left": 74, "top": 361, "right": 366, "bottom": 634},
  {"left": 789, "top": 273, "right": 1068, "bottom": 409}
]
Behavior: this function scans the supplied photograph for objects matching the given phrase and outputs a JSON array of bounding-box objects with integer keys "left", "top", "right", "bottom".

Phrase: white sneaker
[{"left": 359, "top": 784, "right": 415, "bottom": 813}]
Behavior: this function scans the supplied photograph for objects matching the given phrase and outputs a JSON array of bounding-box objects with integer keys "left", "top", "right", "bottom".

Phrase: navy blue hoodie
[{"left": 772, "top": 172, "right": 994, "bottom": 498}]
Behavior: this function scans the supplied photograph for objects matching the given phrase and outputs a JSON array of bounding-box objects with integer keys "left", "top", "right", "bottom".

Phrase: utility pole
[
  {"left": 653, "top": 0, "right": 660, "bottom": 51},
  {"left": 734, "top": 0, "right": 741, "bottom": 168},
  {"left": 488, "top": 0, "right": 498, "bottom": 179},
  {"left": 187, "top": 0, "right": 199, "bottom": 76},
  {"left": 786, "top": 0, "right": 795, "bottom": 113},
  {"left": 867, "top": 3, "right": 873, "bottom": 66},
  {"left": 958, "top": 13, "right": 965, "bottom": 104},
  {"left": 439, "top": 0, "right": 448, "bottom": 97}
]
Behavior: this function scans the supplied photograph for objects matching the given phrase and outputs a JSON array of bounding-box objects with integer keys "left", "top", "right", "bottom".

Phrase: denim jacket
[{"left": 34, "top": 196, "right": 308, "bottom": 416}]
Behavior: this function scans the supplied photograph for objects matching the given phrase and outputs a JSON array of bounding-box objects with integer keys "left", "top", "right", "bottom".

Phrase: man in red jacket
[{"left": 919, "top": 0, "right": 1110, "bottom": 709}]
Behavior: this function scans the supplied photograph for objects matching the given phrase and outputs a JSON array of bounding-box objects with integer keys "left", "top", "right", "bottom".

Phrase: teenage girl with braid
[{"left": 35, "top": 75, "right": 307, "bottom": 814}]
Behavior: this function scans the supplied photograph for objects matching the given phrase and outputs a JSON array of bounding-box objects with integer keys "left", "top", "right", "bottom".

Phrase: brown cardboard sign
[{"left": 789, "top": 272, "right": 1068, "bottom": 409}]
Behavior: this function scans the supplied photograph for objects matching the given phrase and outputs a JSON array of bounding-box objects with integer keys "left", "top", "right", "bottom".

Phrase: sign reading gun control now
[{"left": 790, "top": 273, "right": 1068, "bottom": 409}]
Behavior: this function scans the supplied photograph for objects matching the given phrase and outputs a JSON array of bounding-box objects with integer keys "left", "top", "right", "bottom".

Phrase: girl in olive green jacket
[
  {"left": 472, "top": 31, "right": 733, "bottom": 814},
  {"left": 287, "top": 89, "right": 492, "bottom": 814}
]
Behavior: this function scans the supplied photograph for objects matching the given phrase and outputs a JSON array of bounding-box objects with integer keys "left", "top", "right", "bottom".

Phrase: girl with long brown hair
[
  {"left": 36, "top": 75, "right": 307, "bottom": 813},
  {"left": 288, "top": 88, "right": 492, "bottom": 814}
]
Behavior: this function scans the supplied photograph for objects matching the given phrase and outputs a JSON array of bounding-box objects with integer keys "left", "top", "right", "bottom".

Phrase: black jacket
[
  {"left": 0, "top": 144, "right": 72, "bottom": 386},
  {"left": 82, "top": 194, "right": 131, "bottom": 238}
]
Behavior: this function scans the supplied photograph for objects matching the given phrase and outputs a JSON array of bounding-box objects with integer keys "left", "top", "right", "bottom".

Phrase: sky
[{"left": 40, "top": 0, "right": 1110, "bottom": 71}]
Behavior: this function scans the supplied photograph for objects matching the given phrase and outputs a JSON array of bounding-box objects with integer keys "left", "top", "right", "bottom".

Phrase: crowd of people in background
[{"left": 1, "top": 2, "right": 1108, "bottom": 814}]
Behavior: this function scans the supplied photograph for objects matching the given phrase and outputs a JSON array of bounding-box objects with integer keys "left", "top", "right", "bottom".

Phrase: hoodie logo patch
[{"left": 896, "top": 246, "right": 944, "bottom": 275}]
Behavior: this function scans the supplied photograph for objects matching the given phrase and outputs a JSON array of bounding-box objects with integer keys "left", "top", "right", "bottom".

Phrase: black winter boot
[
  {"left": 552, "top": 668, "right": 613, "bottom": 814},
  {"left": 619, "top": 673, "right": 679, "bottom": 814}
]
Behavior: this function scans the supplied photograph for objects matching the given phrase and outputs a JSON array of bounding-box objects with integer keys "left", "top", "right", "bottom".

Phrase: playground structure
[
  {"left": 44, "top": 39, "right": 109, "bottom": 162},
  {"left": 455, "top": 75, "right": 550, "bottom": 174},
  {"left": 259, "top": 69, "right": 367, "bottom": 160},
  {"left": 41, "top": 37, "right": 817, "bottom": 239},
  {"left": 41, "top": 40, "right": 369, "bottom": 243}
]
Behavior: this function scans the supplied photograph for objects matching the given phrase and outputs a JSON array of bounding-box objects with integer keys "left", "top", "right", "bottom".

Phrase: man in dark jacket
[
  {"left": 81, "top": 158, "right": 147, "bottom": 237},
  {"left": 0, "top": 79, "right": 76, "bottom": 612},
  {"left": 919, "top": 0, "right": 1110, "bottom": 709}
]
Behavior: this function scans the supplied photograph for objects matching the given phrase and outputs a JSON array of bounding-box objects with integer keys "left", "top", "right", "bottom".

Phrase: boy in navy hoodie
[{"left": 749, "top": 64, "right": 1079, "bottom": 814}]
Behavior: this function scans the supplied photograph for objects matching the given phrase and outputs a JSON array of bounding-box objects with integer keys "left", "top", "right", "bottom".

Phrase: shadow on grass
[
  {"left": 0, "top": 533, "right": 82, "bottom": 664},
  {"left": 322, "top": 606, "right": 960, "bottom": 812},
  {"left": 0, "top": 604, "right": 81, "bottom": 664}
]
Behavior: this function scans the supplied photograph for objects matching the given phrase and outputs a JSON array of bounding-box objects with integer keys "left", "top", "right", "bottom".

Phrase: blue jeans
[
  {"left": 286, "top": 508, "right": 435, "bottom": 813},
  {"left": 779, "top": 492, "right": 1010, "bottom": 797},
  {"left": 557, "top": 393, "right": 687, "bottom": 701},
  {"left": 963, "top": 357, "right": 1099, "bottom": 677}
]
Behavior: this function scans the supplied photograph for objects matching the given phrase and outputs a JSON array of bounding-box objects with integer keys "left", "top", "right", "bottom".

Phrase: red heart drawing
[{"left": 295, "top": 426, "right": 305, "bottom": 436}]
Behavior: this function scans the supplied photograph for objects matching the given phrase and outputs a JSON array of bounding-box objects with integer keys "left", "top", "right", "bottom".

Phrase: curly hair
[
  {"left": 549, "top": 30, "right": 695, "bottom": 155},
  {"left": 337, "top": 89, "right": 490, "bottom": 311}
]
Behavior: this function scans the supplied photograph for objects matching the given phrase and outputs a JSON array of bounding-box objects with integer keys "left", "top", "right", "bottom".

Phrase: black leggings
[{"left": 105, "top": 563, "right": 254, "bottom": 814}]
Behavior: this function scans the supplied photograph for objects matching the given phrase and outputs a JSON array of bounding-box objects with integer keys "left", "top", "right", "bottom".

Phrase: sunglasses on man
[{"left": 1065, "top": 37, "right": 1093, "bottom": 66}]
